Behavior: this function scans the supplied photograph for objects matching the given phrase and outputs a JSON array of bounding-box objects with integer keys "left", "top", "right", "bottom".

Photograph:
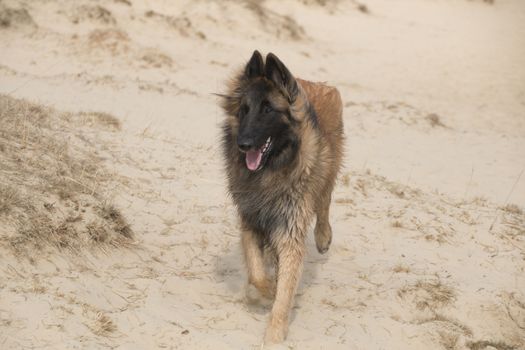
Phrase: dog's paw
[
  {"left": 247, "top": 278, "right": 276, "bottom": 300},
  {"left": 245, "top": 283, "right": 274, "bottom": 307},
  {"left": 264, "top": 322, "right": 287, "bottom": 345},
  {"left": 256, "top": 279, "right": 276, "bottom": 299},
  {"left": 314, "top": 225, "right": 332, "bottom": 254}
]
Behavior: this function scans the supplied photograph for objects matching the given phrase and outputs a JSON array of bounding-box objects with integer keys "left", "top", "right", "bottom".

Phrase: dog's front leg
[
  {"left": 264, "top": 238, "right": 305, "bottom": 344},
  {"left": 242, "top": 227, "right": 275, "bottom": 299}
]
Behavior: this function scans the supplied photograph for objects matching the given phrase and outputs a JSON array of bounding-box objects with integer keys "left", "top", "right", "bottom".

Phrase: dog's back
[
  {"left": 297, "top": 78, "right": 344, "bottom": 180},
  {"left": 297, "top": 78, "right": 343, "bottom": 136}
]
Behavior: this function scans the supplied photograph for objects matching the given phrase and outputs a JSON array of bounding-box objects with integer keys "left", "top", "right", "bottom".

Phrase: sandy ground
[{"left": 1, "top": 0, "right": 524, "bottom": 349}]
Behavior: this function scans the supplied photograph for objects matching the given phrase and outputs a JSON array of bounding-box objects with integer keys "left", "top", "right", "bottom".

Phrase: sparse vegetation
[
  {"left": 398, "top": 279, "right": 456, "bottom": 311},
  {"left": 88, "top": 28, "right": 130, "bottom": 55},
  {"left": 500, "top": 203, "right": 523, "bottom": 215},
  {"left": 144, "top": 10, "right": 206, "bottom": 39},
  {"left": 438, "top": 331, "right": 460, "bottom": 350},
  {"left": 392, "top": 263, "right": 410, "bottom": 273},
  {"left": 0, "top": 3, "right": 35, "bottom": 29},
  {"left": 417, "top": 313, "right": 472, "bottom": 337},
  {"left": 0, "top": 94, "right": 132, "bottom": 258},
  {"left": 114, "top": 0, "right": 132, "bottom": 5},
  {"left": 356, "top": 3, "right": 369, "bottom": 14},
  {"left": 140, "top": 50, "right": 174, "bottom": 69},
  {"left": 70, "top": 5, "right": 116, "bottom": 25},
  {"left": 76, "top": 111, "right": 121, "bottom": 130},
  {"left": 335, "top": 197, "right": 354, "bottom": 205},
  {"left": 426, "top": 113, "right": 447, "bottom": 128},
  {"left": 391, "top": 220, "right": 404, "bottom": 228},
  {"left": 89, "top": 313, "right": 117, "bottom": 336},
  {"left": 236, "top": 0, "right": 306, "bottom": 40},
  {"left": 466, "top": 340, "right": 517, "bottom": 350},
  {"left": 340, "top": 173, "right": 350, "bottom": 186}
]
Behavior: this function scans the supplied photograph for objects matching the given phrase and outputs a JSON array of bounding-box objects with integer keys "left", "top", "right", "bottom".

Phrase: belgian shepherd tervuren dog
[{"left": 220, "top": 50, "right": 344, "bottom": 343}]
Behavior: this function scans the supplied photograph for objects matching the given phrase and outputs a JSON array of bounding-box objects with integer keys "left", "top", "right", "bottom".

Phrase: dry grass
[
  {"left": 140, "top": 50, "right": 174, "bottom": 69},
  {"left": 356, "top": 3, "right": 369, "bottom": 14},
  {"left": 398, "top": 279, "right": 456, "bottom": 311},
  {"left": 114, "top": 0, "right": 132, "bottom": 6},
  {"left": 340, "top": 173, "right": 350, "bottom": 186},
  {"left": 391, "top": 220, "right": 404, "bottom": 228},
  {"left": 98, "top": 204, "right": 133, "bottom": 238},
  {"left": 0, "top": 3, "right": 35, "bottom": 29},
  {"left": 0, "top": 185, "right": 23, "bottom": 214},
  {"left": 89, "top": 313, "right": 117, "bottom": 337},
  {"left": 426, "top": 113, "right": 447, "bottom": 128},
  {"left": 70, "top": 5, "right": 116, "bottom": 25},
  {"left": 335, "top": 197, "right": 354, "bottom": 205},
  {"left": 466, "top": 340, "right": 517, "bottom": 350},
  {"left": 0, "top": 94, "right": 132, "bottom": 258},
  {"left": 438, "top": 331, "right": 460, "bottom": 350},
  {"left": 417, "top": 313, "right": 472, "bottom": 337},
  {"left": 76, "top": 111, "right": 121, "bottom": 130},
  {"left": 387, "top": 183, "right": 406, "bottom": 198},
  {"left": 500, "top": 204, "right": 523, "bottom": 215},
  {"left": 144, "top": 10, "right": 206, "bottom": 39},
  {"left": 88, "top": 29, "right": 130, "bottom": 56},
  {"left": 238, "top": 0, "right": 306, "bottom": 40},
  {"left": 392, "top": 263, "right": 410, "bottom": 273}
]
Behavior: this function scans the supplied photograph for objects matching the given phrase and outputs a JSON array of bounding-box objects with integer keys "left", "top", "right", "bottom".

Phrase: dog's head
[{"left": 223, "top": 51, "right": 306, "bottom": 172}]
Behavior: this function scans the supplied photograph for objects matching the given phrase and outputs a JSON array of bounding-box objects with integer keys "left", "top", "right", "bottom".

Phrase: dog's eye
[{"left": 263, "top": 105, "right": 273, "bottom": 114}]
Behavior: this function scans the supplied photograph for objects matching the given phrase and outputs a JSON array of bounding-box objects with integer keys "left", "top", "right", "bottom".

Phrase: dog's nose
[{"left": 237, "top": 137, "right": 254, "bottom": 152}]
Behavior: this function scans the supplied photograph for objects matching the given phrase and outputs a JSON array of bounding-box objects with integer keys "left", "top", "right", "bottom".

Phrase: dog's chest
[{"left": 233, "top": 178, "right": 312, "bottom": 237}]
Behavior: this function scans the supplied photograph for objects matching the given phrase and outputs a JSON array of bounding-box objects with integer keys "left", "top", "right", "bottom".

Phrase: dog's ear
[
  {"left": 265, "top": 53, "right": 298, "bottom": 102},
  {"left": 245, "top": 50, "right": 264, "bottom": 79}
]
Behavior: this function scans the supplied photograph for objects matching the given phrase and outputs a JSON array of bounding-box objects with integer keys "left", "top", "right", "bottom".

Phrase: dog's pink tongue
[{"left": 246, "top": 149, "right": 262, "bottom": 171}]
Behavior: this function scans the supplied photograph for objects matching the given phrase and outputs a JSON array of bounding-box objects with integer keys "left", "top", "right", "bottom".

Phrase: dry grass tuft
[
  {"left": 417, "top": 313, "right": 472, "bottom": 337},
  {"left": 144, "top": 10, "right": 206, "bottom": 39},
  {"left": 114, "top": 0, "right": 132, "bottom": 6},
  {"left": 335, "top": 197, "right": 354, "bottom": 205},
  {"left": 98, "top": 204, "right": 133, "bottom": 239},
  {"left": 387, "top": 183, "right": 406, "bottom": 198},
  {"left": 439, "top": 331, "right": 460, "bottom": 350},
  {"left": 426, "top": 113, "right": 447, "bottom": 128},
  {"left": 0, "top": 94, "right": 132, "bottom": 258},
  {"left": 0, "top": 3, "right": 36, "bottom": 29},
  {"left": 356, "top": 3, "right": 369, "bottom": 14},
  {"left": 71, "top": 5, "right": 116, "bottom": 25},
  {"left": 466, "top": 340, "right": 516, "bottom": 350},
  {"left": 398, "top": 279, "right": 456, "bottom": 311},
  {"left": 88, "top": 29, "right": 130, "bottom": 55},
  {"left": 341, "top": 173, "right": 351, "bottom": 186},
  {"left": 90, "top": 313, "right": 117, "bottom": 337},
  {"left": 239, "top": 0, "right": 306, "bottom": 40},
  {"left": 140, "top": 50, "right": 174, "bottom": 69},
  {"left": 76, "top": 111, "right": 121, "bottom": 130},
  {"left": 0, "top": 185, "right": 23, "bottom": 214},
  {"left": 500, "top": 204, "right": 523, "bottom": 215},
  {"left": 392, "top": 263, "right": 410, "bottom": 273},
  {"left": 391, "top": 220, "right": 404, "bottom": 228}
]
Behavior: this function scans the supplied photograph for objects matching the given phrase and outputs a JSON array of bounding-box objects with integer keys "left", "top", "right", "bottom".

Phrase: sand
[{"left": 0, "top": 0, "right": 524, "bottom": 349}]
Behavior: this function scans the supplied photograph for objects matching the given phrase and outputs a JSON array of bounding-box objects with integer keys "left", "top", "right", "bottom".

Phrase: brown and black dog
[{"left": 220, "top": 50, "right": 344, "bottom": 343}]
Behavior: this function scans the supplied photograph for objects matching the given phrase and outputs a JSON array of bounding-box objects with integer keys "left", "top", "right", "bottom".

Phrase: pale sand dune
[{"left": 0, "top": 0, "right": 524, "bottom": 349}]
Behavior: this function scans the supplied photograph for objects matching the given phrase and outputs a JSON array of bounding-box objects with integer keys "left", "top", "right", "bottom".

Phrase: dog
[{"left": 220, "top": 50, "right": 344, "bottom": 344}]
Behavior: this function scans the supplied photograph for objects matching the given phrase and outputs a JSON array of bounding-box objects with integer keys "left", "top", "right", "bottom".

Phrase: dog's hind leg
[
  {"left": 314, "top": 191, "right": 333, "bottom": 254},
  {"left": 265, "top": 239, "right": 305, "bottom": 344},
  {"left": 241, "top": 228, "right": 275, "bottom": 299}
]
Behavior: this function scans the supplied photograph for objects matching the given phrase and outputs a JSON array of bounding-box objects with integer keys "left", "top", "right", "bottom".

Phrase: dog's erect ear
[
  {"left": 265, "top": 53, "right": 298, "bottom": 102},
  {"left": 245, "top": 50, "right": 264, "bottom": 79}
]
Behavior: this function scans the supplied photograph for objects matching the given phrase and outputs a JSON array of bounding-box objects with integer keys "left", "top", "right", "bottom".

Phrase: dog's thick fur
[{"left": 220, "top": 51, "right": 344, "bottom": 343}]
